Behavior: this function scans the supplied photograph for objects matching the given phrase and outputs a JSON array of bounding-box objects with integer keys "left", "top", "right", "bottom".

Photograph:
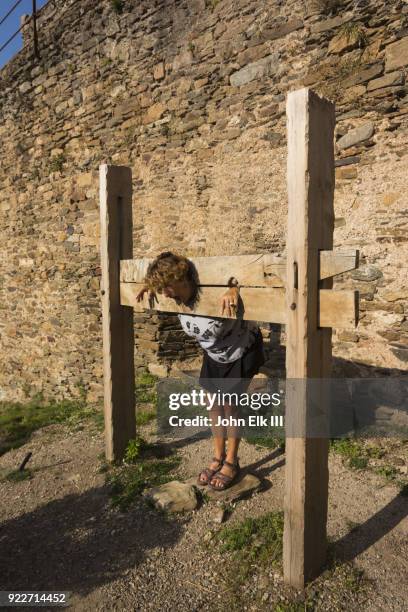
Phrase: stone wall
[{"left": 0, "top": 0, "right": 407, "bottom": 404}]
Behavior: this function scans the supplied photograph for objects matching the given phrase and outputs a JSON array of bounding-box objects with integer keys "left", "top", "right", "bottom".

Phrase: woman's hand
[
  {"left": 136, "top": 286, "right": 158, "bottom": 309},
  {"left": 220, "top": 287, "right": 239, "bottom": 317}
]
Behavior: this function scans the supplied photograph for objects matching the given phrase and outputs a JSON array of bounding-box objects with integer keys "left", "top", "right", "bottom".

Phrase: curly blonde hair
[{"left": 144, "top": 251, "right": 194, "bottom": 292}]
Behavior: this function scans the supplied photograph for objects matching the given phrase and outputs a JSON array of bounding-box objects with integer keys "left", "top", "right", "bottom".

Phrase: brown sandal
[
  {"left": 197, "top": 455, "right": 225, "bottom": 486},
  {"left": 208, "top": 458, "right": 241, "bottom": 491}
]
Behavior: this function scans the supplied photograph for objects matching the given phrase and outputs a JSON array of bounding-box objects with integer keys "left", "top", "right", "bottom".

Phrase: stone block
[
  {"left": 377, "top": 330, "right": 401, "bottom": 342},
  {"left": 230, "top": 54, "right": 278, "bottom": 87},
  {"left": 328, "top": 31, "right": 359, "bottom": 55},
  {"left": 382, "top": 290, "right": 408, "bottom": 302},
  {"left": 172, "top": 50, "right": 193, "bottom": 71},
  {"left": 367, "top": 71, "right": 404, "bottom": 91},
  {"left": 76, "top": 172, "right": 93, "bottom": 188},
  {"left": 237, "top": 42, "right": 271, "bottom": 67},
  {"left": 335, "top": 166, "right": 357, "bottom": 180},
  {"left": 148, "top": 362, "right": 169, "bottom": 377},
  {"left": 351, "top": 265, "right": 383, "bottom": 282},
  {"left": 153, "top": 62, "right": 165, "bottom": 80},
  {"left": 143, "top": 102, "right": 166, "bottom": 124},
  {"left": 144, "top": 481, "right": 198, "bottom": 512},
  {"left": 342, "top": 63, "right": 383, "bottom": 88},
  {"left": 311, "top": 15, "right": 348, "bottom": 34},
  {"left": 335, "top": 155, "right": 360, "bottom": 167},
  {"left": 19, "top": 81, "right": 32, "bottom": 94},
  {"left": 385, "top": 37, "right": 408, "bottom": 72},
  {"left": 138, "top": 338, "right": 160, "bottom": 350},
  {"left": 390, "top": 346, "right": 408, "bottom": 362},
  {"left": 337, "top": 122, "right": 374, "bottom": 150},
  {"left": 338, "top": 331, "right": 359, "bottom": 342},
  {"left": 343, "top": 85, "right": 366, "bottom": 103},
  {"left": 262, "top": 18, "right": 303, "bottom": 41},
  {"left": 371, "top": 311, "right": 404, "bottom": 327}
]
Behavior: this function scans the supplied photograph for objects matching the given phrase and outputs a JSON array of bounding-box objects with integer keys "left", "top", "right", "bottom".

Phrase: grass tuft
[
  {"left": 0, "top": 396, "right": 104, "bottom": 457},
  {"left": 135, "top": 370, "right": 158, "bottom": 405},
  {"left": 331, "top": 438, "right": 408, "bottom": 492},
  {"left": 110, "top": 0, "right": 124, "bottom": 14},
  {"left": 330, "top": 438, "right": 368, "bottom": 469},
  {"left": 245, "top": 434, "right": 285, "bottom": 451},
  {"left": 338, "top": 22, "right": 368, "bottom": 49},
  {"left": 48, "top": 153, "right": 66, "bottom": 173},
  {"left": 215, "top": 511, "right": 284, "bottom": 580},
  {"left": 105, "top": 437, "right": 181, "bottom": 511},
  {"left": 4, "top": 468, "right": 33, "bottom": 483},
  {"left": 135, "top": 370, "right": 158, "bottom": 426}
]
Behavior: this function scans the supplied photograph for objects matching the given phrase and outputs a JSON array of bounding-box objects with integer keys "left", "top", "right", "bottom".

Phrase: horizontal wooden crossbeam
[
  {"left": 120, "top": 283, "right": 358, "bottom": 328},
  {"left": 120, "top": 251, "right": 358, "bottom": 287}
]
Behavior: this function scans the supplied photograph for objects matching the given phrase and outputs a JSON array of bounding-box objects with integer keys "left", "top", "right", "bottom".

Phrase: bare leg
[
  {"left": 209, "top": 402, "right": 226, "bottom": 463},
  {"left": 210, "top": 402, "right": 241, "bottom": 487},
  {"left": 198, "top": 399, "right": 226, "bottom": 484}
]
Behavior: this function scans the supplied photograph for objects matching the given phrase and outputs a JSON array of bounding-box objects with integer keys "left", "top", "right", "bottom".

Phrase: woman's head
[{"left": 144, "top": 251, "right": 196, "bottom": 303}]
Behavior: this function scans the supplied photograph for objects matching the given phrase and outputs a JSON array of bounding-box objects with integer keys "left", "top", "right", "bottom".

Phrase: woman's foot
[
  {"left": 197, "top": 455, "right": 225, "bottom": 486},
  {"left": 209, "top": 458, "right": 240, "bottom": 491}
]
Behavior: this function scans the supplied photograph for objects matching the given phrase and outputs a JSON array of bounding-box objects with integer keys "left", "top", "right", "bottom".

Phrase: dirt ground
[{"left": 0, "top": 418, "right": 407, "bottom": 612}]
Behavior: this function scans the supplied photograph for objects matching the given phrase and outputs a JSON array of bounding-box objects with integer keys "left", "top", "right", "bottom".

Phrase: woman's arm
[
  {"left": 220, "top": 286, "right": 239, "bottom": 317},
  {"left": 220, "top": 276, "right": 240, "bottom": 317},
  {"left": 135, "top": 286, "right": 158, "bottom": 309}
]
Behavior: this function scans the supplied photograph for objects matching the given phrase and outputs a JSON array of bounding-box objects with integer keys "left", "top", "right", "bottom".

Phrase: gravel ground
[{"left": 0, "top": 420, "right": 407, "bottom": 611}]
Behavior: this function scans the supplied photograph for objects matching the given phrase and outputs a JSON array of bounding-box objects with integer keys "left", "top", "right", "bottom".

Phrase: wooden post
[
  {"left": 99, "top": 165, "right": 136, "bottom": 462},
  {"left": 283, "top": 89, "right": 335, "bottom": 586},
  {"left": 32, "top": 0, "right": 40, "bottom": 59}
]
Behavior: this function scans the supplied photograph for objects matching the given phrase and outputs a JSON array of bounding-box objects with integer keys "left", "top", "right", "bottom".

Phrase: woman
[{"left": 136, "top": 251, "right": 265, "bottom": 491}]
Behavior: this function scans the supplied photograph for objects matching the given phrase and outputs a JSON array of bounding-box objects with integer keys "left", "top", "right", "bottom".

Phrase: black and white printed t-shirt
[{"left": 178, "top": 314, "right": 259, "bottom": 364}]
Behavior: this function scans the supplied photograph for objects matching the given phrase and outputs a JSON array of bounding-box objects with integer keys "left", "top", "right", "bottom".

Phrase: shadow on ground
[
  {"left": 333, "top": 490, "right": 408, "bottom": 563},
  {"left": 0, "top": 484, "right": 183, "bottom": 596}
]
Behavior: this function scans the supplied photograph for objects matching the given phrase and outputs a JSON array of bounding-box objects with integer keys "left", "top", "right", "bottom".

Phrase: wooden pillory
[{"left": 99, "top": 88, "right": 360, "bottom": 588}]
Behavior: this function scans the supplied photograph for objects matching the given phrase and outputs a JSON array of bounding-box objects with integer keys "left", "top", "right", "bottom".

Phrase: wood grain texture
[
  {"left": 120, "top": 283, "right": 357, "bottom": 328},
  {"left": 120, "top": 250, "right": 358, "bottom": 286},
  {"left": 121, "top": 283, "right": 286, "bottom": 323},
  {"left": 283, "top": 88, "right": 335, "bottom": 587},
  {"left": 99, "top": 165, "right": 136, "bottom": 463}
]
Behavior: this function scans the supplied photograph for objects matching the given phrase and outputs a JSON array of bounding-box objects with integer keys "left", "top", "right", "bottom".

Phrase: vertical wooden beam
[
  {"left": 99, "top": 165, "right": 136, "bottom": 462},
  {"left": 283, "top": 89, "right": 335, "bottom": 587},
  {"left": 32, "top": 0, "right": 40, "bottom": 59}
]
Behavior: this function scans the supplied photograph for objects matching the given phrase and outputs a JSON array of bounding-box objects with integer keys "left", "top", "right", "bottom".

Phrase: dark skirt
[{"left": 198, "top": 327, "right": 265, "bottom": 396}]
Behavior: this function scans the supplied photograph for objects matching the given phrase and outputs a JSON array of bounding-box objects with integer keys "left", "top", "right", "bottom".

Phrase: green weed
[
  {"left": 330, "top": 438, "right": 367, "bottom": 469},
  {"left": 48, "top": 153, "right": 66, "bottom": 173},
  {"left": 349, "top": 455, "right": 368, "bottom": 469},
  {"left": 123, "top": 436, "right": 149, "bottom": 463},
  {"left": 136, "top": 409, "right": 156, "bottom": 426},
  {"left": 245, "top": 434, "right": 285, "bottom": 451},
  {"left": 100, "top": 57, "right": 113, "bottom": 67},
  {"left": 338, "top": 22, "right": 368, "bottom": 49},
  {"left": 135, "top": 370, "right": 158, "bottom": 404},
  {"left": 105, "top": 440, "right": 181, "bottom": 511},
  {"left": 374, "top": 464, "right": 398, "bottom": 481},
  {"left": 331, "top": 439, "right": 408, "bottom": 492},
  {"left": 215, "top": 511, "right": 284, "bottom": 576},
  {"left": 205, "top": 0, "right": 221, "bottom": 10},
  {"left": 0, "top": 396, "right": 103, "bottom": 457},
  {"left": 110, "top": 0, "right": 124, "bottom": 14},
  {"left": 4, "top": 468, "right": 33, "bottom": 483}
]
